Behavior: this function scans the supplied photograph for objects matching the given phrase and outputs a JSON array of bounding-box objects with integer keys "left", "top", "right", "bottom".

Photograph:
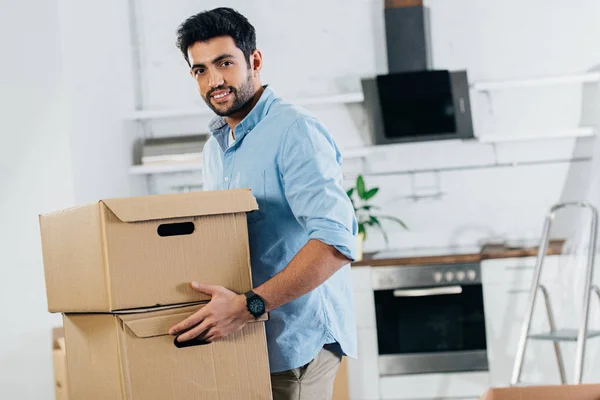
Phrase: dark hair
[{"left": 176, "top": 7, "right": 256, "bottom": 67}]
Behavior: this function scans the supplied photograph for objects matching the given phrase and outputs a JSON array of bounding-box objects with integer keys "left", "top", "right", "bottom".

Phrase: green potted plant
[{"left": 346, "top": 175, "right": 408, "bottom": 261}]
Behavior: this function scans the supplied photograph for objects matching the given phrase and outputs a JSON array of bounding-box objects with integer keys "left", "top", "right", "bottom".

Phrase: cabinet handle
[{"left": 507, "top": 289, "right": 530, "bottom": 294}]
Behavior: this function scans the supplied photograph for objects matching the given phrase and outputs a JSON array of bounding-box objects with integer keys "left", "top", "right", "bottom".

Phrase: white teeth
[{"left": 213, "top": 92, "right": 229, "bottom": 99}]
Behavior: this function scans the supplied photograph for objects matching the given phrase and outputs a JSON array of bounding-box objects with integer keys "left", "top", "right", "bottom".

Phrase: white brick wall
[{"left": 132, "top": 0, "right": 600, "bottom": 251}]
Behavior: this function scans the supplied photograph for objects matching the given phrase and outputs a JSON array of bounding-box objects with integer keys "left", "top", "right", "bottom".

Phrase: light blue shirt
[{"left": 202, "top": 86, "right": 358, "bottom": 373}]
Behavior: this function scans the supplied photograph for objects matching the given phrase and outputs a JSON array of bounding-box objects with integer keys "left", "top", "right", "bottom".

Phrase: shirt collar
[{"left": 209, "top": 85, "right": 277, "bottom": 150}]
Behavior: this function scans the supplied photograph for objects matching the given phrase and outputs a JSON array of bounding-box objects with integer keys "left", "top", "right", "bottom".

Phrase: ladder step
[{"left": 528, "top": 328, "right": 600, "bottom": 342}]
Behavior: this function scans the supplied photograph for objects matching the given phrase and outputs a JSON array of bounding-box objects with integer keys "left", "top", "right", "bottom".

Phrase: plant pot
[{"left": 355, "top": 232, "right": 365, "bottom": 262}]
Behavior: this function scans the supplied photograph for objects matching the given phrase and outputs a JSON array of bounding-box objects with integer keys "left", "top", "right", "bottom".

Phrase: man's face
[{"left": 187, "top": 36, "right": 257, "bottom": 117}]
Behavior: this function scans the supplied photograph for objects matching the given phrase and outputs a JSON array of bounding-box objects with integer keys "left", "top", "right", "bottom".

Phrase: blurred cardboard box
[
  {"left": 63, "top": 303, "right": 272, "bottom": 399},
  {"left": 52, "top": 327, "right": 69, "bottom": 400},
  {"left": 39, "top": 189, "right": 258, "bottom": 312},
  {"left": 480, "top": 384, "right": 600, "bottom": 399},
  {"left": 332, "top": 356, "right": 349, "bottom": 400}
]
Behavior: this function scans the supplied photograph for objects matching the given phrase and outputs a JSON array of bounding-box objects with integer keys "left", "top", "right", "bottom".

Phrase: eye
[
  {"left": 193, "top": 68, "right": 205, "bottom": 76},
  {"left": 221, "top": 61, "right": 233, "bottom": 67}
]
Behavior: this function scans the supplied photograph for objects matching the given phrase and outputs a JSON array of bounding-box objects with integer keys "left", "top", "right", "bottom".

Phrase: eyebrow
[{"left": 190, "top": 53, "right": 235, "bottom": 71}]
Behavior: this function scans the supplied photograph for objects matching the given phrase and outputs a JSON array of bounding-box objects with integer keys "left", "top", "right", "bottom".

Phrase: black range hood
[{"left": 361, "top": 0, "right": 474, "bottom": 145}]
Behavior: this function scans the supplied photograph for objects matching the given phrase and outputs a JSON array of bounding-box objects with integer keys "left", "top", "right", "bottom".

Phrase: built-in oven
[{"left": 372, "top": 262, "right": 488, "bottom": 376}]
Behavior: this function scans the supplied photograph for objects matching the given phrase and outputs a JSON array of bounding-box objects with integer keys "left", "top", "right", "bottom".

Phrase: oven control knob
[
  {"left": 445, "top": 271, "right": 454, "bottom": 282},
  {"left": 433, "top": 272, "right": 443, "bottom": 283},
  {"left": 456, "top": 271, "right": 466, "bottom": 281},
  {"left": 467, "top": 270, "right": 477, "bottom": 281}
]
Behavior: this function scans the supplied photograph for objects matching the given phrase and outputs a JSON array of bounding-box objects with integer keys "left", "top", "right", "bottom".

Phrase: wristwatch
[{"left": 244, "top": 290, "right": 266, "bottom": 319}]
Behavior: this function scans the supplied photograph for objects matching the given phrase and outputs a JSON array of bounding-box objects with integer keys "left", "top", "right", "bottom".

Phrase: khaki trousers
[{"left": 270, "top": 347, "right": 342, "bottom": 400}]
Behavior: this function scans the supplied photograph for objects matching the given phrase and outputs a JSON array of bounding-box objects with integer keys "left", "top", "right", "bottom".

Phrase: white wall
[
  {"left": 132, "top": 0, "right": 600, "bottom": 252},
  {"left": 0, "top": 0, "right": 74, "bottom": 398},
  {"left": 0, "top": 1, "right": 139, "bottom": 398},
  {"left": 58, "top": 0, "right": 144, "bottom": 203}
]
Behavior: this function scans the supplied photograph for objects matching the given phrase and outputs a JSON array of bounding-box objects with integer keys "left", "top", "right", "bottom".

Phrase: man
[{"left": 168, "top": 8, "right": 358, "bottom": 399}]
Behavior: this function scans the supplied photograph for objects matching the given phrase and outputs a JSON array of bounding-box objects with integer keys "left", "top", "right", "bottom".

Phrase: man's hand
[{"left": 168, "top": 282, "right": 252, "bottom": 343}]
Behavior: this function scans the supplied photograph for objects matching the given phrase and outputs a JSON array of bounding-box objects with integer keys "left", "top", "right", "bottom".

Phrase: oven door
[{"left": 373, "top": 265, "right": 488, "bottom": 376}]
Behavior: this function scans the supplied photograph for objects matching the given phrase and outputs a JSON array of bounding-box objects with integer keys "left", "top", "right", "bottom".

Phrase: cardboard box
[
  {"left": 52, "top": 327, "right": 69, "bottom": 400},
  {"left": 40, "top": 189, "right": 258, "bottom": 312},
  {"left": 480, "top": 384, "right": 600, "bottom": 400},
  {"left": 332, "top": 356, "right": 349, "bottom": 400},
  {"left": 63, "top": 303, "right": 272, "bottom": 400}
]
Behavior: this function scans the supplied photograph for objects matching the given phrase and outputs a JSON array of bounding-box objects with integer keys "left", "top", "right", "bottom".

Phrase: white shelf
[
  {"left": 129, "top": 162, "right": 202, "bottom": 175},
  {"left": 131, "top": 149, "right": 369, "bottom": 175},
  {"left": 343, "top": 146, "right": 376, "bottom": 158},
  {"left": 130, "top": 143, "right": 370, "bottom": 175},
  {"left": 471, "top": 72, "right": 600, "bottom": 91},
  {"left": 125, "top": 92, "right": 364, "bottom": 121},
  {"left": 477, "top": 127, "right": 596, "bottom": 144},
  {"left": 293, "top": 92, "right": 364, "bottom": 107}
]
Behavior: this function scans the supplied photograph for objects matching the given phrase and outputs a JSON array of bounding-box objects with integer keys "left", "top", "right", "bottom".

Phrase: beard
[{"left": 203, "top": 71, "right": 256, "bottom": 117}]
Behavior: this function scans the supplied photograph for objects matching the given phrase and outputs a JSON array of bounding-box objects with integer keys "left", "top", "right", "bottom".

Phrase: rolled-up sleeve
[{"left": 278, "top": 117, "right": 358, "bottom": 261}]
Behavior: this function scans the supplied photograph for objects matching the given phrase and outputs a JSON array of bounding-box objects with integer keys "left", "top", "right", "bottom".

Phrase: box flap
[
  {"left": 121, "top": 310, "right": 197, "bottom": 338},
  {"left": 102, "top": 189, "right": 258, "bottom": 222},
  {"left": 52, "top": 327, "right": 64, "bottom": 349},
  {"left": 120, "top": 303, "right": 268, "bottom": 338},
  {"left": 111, "top": 301, "right": 207, "bottom": 315}
]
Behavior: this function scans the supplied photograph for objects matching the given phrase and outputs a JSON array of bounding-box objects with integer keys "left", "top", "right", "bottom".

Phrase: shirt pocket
[{"left": 246, "top": 170, "right": 267, "bottom": 224}]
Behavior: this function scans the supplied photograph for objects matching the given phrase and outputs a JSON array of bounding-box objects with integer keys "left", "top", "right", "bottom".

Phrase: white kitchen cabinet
[
  {"left": 348, "top": 327, "right": 381, "bottom": 400},
  {"left": 352, "top": 267, "right": 377, "bottom": 329},
  {"left": 352, "top": 266, "right": 374, "bottom": 292},
  {"left": 379, "top": 371, "right": 490, "bottom": 400},
  {"left": 349, "top": 267, "right": 381, "bottom": 399}
]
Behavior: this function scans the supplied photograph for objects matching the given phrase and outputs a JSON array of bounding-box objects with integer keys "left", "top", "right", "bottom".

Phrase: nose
[{"left": 208, "top": 69, "right": 224, "bottom": 88}]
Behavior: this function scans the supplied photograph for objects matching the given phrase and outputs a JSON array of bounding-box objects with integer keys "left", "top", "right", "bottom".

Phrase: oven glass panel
[{"left": 375, "top": 285, "right": 487, "bottom": 355}]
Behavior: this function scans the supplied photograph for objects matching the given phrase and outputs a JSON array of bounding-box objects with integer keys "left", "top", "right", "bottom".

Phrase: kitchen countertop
[{"left": 352, "top": 240, "right": 564, "bottom": 267}]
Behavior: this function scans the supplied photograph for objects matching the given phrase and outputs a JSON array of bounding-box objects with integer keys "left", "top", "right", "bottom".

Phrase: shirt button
[{"left": 224, "top": 176, "right": 230, "bottom": 182}]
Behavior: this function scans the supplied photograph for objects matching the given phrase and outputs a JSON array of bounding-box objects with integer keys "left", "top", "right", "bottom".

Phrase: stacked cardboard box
[
  {"left": 40, "top": 189, "right": 272, "bottom": 399},
  {"left": 52, "top": 327, "right": 69, "bottom": 400}
]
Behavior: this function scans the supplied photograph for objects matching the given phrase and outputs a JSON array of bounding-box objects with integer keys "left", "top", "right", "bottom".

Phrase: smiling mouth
[{"left": 211, "top": 89, "right": 233, "bottom": 104}]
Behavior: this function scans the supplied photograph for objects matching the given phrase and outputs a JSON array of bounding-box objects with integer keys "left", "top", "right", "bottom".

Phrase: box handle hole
[
  {"left": 157, "top": 222, "right": 195, "bottom": 237},
  {"left": 174, "top": 336, "right": 210, "bottom": 348}
]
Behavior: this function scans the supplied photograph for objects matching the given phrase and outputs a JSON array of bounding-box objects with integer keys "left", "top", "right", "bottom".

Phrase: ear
[{"left": 250, "top": 49, "right": 263, "bottom": 76}]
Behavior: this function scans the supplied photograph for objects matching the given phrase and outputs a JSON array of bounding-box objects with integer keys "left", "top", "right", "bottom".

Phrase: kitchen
[{"left": 3, "top": 0, "right": 600, "bottom": 399}]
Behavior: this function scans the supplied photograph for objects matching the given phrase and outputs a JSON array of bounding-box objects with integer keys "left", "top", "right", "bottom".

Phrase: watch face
[{"left": 248, "top": 297, "right": 265, "bottom": 315}]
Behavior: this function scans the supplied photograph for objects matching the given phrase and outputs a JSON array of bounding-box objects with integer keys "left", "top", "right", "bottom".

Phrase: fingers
[
  {"left": 191, "top": 282, "right": 221, "bottom": 296},
  {"left": 203, "top": 327, "right": 221, "bottom": 343},
  {"left": 176, "top": 317, "right": 215, "bottom": 342},
  {"left": 204, "top": 323, "right": 245, "bottom": 343},
  {"left": 168, "top": 307, "right": 209, "bottom": 336},
  {"left": 176, "top": 321, "right": 208, "bottom": 343}
]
